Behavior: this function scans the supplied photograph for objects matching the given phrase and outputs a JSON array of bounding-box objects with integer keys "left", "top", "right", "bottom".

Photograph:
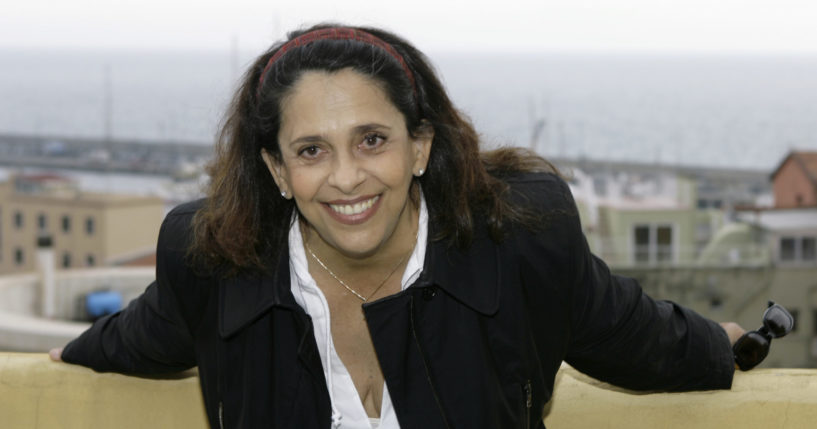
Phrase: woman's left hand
[
  {"left": 49, "top": 348, "right": 64, "bottom": 362},
  {"left": 719, "top": 322, "right": 746, "bottom": 346}
]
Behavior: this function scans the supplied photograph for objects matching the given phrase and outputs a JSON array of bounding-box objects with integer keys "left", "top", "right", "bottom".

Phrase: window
[
  {"left": 86, "top": 254, "right": 96, "bottom": 267},
  {"left": 656, "top": 226, "right": 673, "bottom": 262},
  {"left": 37, "top": 213, "right": 47, "bottom": 231},
  {"left": 780, "top": 236, "right": 817, "bottom": 263},
  {"left": 14, "top": 248, "right": 24, "bottom": 266},
  {"left": 14, "top": 211, "right": 23, "bottom": 229},
  {"left": 803, "top": 237, "right": 816, "bottom": 262},
  {"left": 62, "top": 215, "right": 71, "bottom": 233},
  {"left": 780, "top": 237, "right": 796, "bottom": 261},
  {"left": 85, "top": 217, "right": 95, "bottom": 235},
  {"left": 62, "top": 252, "right": 71, "bottom": 268},
  {"left": 632, "top": 224, "right": 675, "bottom": 264},
  {"left": 634, "top": 226, "right": 650, "bottom": 263}
]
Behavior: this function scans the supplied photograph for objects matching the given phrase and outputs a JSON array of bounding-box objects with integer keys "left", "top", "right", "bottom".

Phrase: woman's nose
[{"left": 327, "top": 154, "right": 365, "bottom": 193}]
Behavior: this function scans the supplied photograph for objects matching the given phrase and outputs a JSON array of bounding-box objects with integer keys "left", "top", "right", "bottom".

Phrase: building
[
  {"left": 561, "top": 154, "right": 817, "bottom": 367},
  {"left": 770, "top": 151, "right": 817, "bottom": 209},
  {"left": 731, "top": 150, "right": 817, "bottom": 270},
  {"left": 568, "top": 167, "right": 729, "bottom": 267},
  {"left": 0, "top": 174, "right": 164, "bottom": 274}
]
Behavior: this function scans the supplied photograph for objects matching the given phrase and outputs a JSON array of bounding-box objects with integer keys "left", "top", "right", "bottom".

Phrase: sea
[{"left": 1, "top": 48, "right": 816, "bottom": 171}]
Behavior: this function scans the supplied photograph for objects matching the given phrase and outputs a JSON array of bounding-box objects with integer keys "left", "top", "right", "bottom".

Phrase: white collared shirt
[{"left": 288, "top": 195, "right": 429, "bottom": 429}]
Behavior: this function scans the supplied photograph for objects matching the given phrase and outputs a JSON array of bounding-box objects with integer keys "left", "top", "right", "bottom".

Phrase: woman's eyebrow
[
  {"left": 351, "top": 123, "right": 392, "bottom": 134},
  {"left": 288, "top": 134, "right": 326, "bottom": 147},
  {"left": 287, "top": 123, "right": 393, "bottom": 147}
]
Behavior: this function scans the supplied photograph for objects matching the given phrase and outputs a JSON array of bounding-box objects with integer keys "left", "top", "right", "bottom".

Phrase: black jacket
[{"left": 63, "top": 173, "right": 734, "bottom": 428}]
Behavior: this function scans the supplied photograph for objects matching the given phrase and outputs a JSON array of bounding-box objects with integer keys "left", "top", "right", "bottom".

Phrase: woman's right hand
[{"left": 49, "top": 348, "right": 64, "bottom": 362}]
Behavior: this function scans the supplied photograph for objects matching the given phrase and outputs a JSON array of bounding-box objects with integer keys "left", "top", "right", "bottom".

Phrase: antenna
[
  {"left": 103, "top": 63, "right": 113, "bottom": 191},
  {"left": 230, "top": 34, "right": 239, "bottom": 85},
  {"left": 528, "top": 97, "right": 547, "bottom": 152},
  {"left": 104, "top": 64, "right": 112, "bottom": 143}
]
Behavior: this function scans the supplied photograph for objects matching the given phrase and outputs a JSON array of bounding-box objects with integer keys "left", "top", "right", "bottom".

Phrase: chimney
[{"left": 37, "top": 234, "right": 56, "bottom": 319}]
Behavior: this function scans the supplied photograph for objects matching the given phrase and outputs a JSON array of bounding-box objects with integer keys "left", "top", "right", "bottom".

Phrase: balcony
[{"left": 2, "top": 352, "right": 815, "bottom": 428}]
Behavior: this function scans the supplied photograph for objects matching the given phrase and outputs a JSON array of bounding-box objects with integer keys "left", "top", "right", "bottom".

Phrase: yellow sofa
[{"left": 2, "top": 352, "right": 816, "bottom": 428}]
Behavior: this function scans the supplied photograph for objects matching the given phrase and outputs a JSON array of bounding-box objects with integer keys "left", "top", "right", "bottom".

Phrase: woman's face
[{"left": 262, "top": 68, "right": 432, "bottom": 259}]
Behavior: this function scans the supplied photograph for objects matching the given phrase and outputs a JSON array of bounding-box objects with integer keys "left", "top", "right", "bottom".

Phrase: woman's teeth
[{"left": 329, "top": 196, "right": 379, "bottom": 215}]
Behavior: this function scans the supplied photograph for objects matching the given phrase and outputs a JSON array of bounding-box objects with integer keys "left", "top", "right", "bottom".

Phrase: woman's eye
[
  {"left": 360, "top": 133, "right": 386, "bottom": 150},
  {"left": 298, "top": 145, "right": 322, "bottom": 158}
]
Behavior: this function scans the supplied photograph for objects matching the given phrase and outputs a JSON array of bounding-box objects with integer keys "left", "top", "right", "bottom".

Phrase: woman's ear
[
  {"left": 412, "top": 121, "right": 434, "bottom": 176},
  {"left": 260, "top": 149, "right": 290, "bottom": 198}
]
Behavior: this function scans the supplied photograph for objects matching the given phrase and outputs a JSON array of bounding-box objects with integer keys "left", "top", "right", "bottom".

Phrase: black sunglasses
[{"left": 733, "top": 301, "right": 794, "bottom": 371}]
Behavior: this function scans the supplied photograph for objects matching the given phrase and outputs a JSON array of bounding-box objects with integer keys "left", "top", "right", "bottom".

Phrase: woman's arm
[
  {"left": 516, "top": 174, "right": 738, "bottom": 391},
  {"left": 51, "top": 203, "right": 205, "bottom": 374}
]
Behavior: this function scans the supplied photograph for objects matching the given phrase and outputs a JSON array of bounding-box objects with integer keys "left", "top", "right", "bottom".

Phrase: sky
[{"left": 2, "top": 0, "right": 817, "bottom": 54}]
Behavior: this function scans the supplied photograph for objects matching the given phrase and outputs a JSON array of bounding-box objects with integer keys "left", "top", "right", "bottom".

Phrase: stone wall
[{"left": 2, "top": 353, "right": 816, "bottom": 428}]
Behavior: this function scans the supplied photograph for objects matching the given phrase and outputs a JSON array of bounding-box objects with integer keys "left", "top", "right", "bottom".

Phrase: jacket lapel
[
  {"left": 218, "top": 240, "right": 299, "bottom": 339},
  {"left": 421, "top": 222, "right": 501, "bottom": 316}
]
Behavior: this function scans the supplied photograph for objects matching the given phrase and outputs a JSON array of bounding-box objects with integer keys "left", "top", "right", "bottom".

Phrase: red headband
[{"left": 256, "top": 27, "right": 416, "bottom": 97}]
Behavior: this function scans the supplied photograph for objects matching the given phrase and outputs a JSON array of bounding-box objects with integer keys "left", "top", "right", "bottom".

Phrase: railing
[{"left": 2, "top": 352, "right": 816, "bottom": 428}]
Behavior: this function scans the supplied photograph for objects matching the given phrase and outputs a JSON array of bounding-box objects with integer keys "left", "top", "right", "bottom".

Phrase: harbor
[{"left": 0, "top": 133, "right": 212, "bottom": 177}]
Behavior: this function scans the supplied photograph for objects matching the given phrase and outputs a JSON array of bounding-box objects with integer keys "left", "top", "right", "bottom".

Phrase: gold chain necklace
[{"left": 305, "top": 230, "right": 417, "bottom": 302}]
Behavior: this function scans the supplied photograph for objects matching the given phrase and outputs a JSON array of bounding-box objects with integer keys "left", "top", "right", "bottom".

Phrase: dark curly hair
[{"left": 190, "top": 23, "right": 556, "bottom": 272}]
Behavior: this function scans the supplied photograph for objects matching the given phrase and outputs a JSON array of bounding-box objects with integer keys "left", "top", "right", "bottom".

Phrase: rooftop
[
  {"left": 734, "top": 207, "right": 817, "bottom": 231},
  {"left": 771, "top": 151, "right": 817, "bottom": 185}
]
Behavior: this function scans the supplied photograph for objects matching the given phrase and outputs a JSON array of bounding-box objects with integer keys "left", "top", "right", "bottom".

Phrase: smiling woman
[
  {"left": 53, "top": 24, "right": 743, "bottom": 429},
  {"left": 261, "top": 69, "right": 431, "bottom": 263}
]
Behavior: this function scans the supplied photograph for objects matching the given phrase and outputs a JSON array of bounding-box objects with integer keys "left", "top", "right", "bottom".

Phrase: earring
[
  {"left": 417, "top": 169, "right": 425, "bottom": 177},
  {"left": 281, "top": 191, "right": 287, "bottom": 198}
]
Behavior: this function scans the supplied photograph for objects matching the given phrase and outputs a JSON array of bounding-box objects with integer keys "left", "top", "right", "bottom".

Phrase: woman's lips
[{"left": 323, "top": 195, "right": 381, "bottom": 225}]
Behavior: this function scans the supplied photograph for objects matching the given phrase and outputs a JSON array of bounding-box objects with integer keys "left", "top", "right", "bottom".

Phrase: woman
[{"left": 52, "top": 25, "right": 743, "bottom": 428}]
